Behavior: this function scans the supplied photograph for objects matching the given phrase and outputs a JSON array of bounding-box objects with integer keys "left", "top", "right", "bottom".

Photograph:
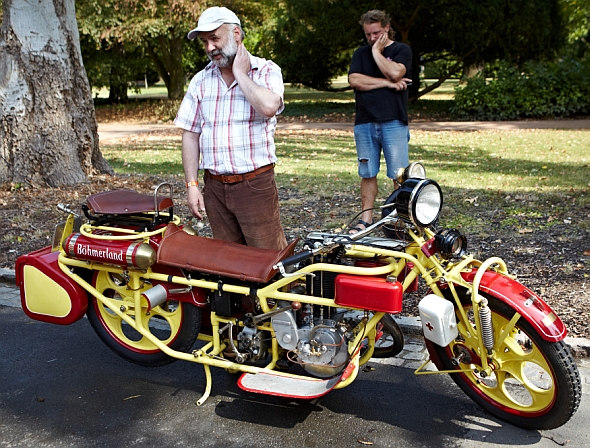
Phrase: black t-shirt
[{"left": 349, "top": 42, "right": 412, "bottom": 125}]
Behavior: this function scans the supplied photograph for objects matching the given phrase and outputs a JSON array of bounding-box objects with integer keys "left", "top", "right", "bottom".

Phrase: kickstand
[{"left": 196, "top": 364, "right": 212, "bottom": 406}]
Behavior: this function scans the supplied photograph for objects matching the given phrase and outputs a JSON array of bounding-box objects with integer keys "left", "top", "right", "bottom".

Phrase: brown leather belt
[{"left": 206, "top": 164, "right": 274, "bottom": 184}]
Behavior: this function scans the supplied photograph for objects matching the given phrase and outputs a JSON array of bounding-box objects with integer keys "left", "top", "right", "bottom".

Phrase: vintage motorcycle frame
[{"left": 15, "top": 163, "right": 581, "bottom": 430}]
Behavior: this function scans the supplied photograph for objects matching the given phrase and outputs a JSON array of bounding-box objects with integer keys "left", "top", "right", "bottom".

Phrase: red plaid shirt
[{"left": 174, "top": 53, "right": 284, "bottom": 175}]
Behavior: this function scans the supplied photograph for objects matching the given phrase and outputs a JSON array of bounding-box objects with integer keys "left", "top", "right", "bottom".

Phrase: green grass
[
  {"left": 97, "top": 77, "right": 589, "bottom": 236},
  {"left": 101, "top": 128, "right": 590, "bottom": 208},
  {"left": 100, "top": 125, "right": 589, "bottom": 241}
]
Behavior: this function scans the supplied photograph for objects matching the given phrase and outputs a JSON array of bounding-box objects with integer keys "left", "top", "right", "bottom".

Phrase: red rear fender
[{"left": 16, "top": 246, "right": 88, "bottom": 325}]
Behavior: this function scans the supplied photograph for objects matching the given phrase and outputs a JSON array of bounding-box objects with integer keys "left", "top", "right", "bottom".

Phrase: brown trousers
[{"left": 203, "top": 167, "right": 288, "bottom": 250}]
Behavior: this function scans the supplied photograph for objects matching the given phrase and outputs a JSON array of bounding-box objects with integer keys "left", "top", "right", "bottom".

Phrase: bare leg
[{"left": 360, "top": 177, "right": 378, "bottom": 225}]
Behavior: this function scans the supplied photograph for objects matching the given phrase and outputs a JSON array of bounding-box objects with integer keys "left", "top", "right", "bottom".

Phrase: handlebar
[
  {"left": 276, "top": 250, "right": 315, "bottom": 270},
  {"left": 57, "top": 204, "right": 79, "bottom": 217}
]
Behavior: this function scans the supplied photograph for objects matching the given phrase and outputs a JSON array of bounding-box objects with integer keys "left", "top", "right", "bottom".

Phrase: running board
[{"left": 238, "top": 371, "right": 342, "bottom": 399}]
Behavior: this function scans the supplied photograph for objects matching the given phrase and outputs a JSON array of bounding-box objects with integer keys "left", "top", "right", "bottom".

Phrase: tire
[
  {"left": 352, "top": 312, "right": 404, "bottom": 360},
  {"left": 86, "top": 271, "right": 201, "bottom": 367},
  {"left": 372, "top": 314, "right": 405, "bottom": 358},
  {"left": 426, "top": 289, "right": 581, "bottom": 430}
]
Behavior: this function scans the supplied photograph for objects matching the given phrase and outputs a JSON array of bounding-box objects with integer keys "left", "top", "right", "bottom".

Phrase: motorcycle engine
[
  {"left": 236, "top": 325, "right": 268, "bottom": 361},
  {"left": 271, "top": 302, "right": 349, "bottom": 378}
]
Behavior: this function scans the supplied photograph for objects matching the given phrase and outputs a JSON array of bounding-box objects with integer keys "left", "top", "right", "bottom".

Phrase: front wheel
[
  {"left": 87, "top": 271, "right": 201, "bottom": 367},
  {"left": 427, "top": 291, "right": 581, "bottom": 430}
]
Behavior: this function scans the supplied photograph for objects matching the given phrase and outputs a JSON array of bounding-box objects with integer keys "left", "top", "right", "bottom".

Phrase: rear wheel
[
  {"left": 87, "top": 271, "right": 201, "bottom": 367},
  {"left": 372, "top": 314, "right": 404, "bottom": 358},
  {"left": 351, "top": 312, "right": 404, "bottom": 360},
  {"left": 427, "top": 290, "right": 581, "bottom": 430}
]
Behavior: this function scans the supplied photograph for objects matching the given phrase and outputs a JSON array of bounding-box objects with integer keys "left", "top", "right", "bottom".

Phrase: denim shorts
[{"left": 353, "top": 120, "right": 410, "bottom": 179}]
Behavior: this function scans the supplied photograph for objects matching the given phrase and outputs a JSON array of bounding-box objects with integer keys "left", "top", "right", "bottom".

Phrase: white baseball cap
[{"left": 187, "top": 7, "right": 241, "bottom": 40}]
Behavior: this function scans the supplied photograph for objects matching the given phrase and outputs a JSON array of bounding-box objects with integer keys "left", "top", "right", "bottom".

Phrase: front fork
[{"left": 417, "top": 256, "right": 516, "bottom": 377}]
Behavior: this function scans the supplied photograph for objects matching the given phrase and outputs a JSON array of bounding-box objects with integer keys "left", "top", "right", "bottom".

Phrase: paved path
[{"left": 97, "top": 118, "right": 590, "bottom": 141}]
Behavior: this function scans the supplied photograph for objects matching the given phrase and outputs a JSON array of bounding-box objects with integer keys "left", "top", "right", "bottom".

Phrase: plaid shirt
[{"left": 174, "top": 53, "right": 284, "bottom": 175}]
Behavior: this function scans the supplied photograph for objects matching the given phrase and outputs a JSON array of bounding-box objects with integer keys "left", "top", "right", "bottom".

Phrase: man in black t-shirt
[{"left": 348, "top": 10, "right": 412, "bottom": 233}]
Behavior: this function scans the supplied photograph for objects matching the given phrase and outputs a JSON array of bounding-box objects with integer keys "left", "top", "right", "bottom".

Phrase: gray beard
[{"left": 209, "top": 37, "right": 238, "bottom": 68}]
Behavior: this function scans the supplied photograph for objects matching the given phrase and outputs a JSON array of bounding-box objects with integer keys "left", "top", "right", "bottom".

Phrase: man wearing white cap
[{"left": 175, "top": 6, "right": 287, "bottom": 250}]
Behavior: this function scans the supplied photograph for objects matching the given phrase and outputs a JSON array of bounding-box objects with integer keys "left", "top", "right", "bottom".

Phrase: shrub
[{"left": 452, "top": 57, "right": 590, "bottom": 120}]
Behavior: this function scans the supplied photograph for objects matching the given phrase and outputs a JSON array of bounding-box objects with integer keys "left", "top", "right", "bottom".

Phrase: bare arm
[
  {"left": 349, "top": 73, "right": 412, "bottom": 92},
  {"left": 372, "top": 34, "right": 407, "bottom": 82},
  {"left": 232, "top": 44, "right": 282, "bottom": 118},
  {"left": 181, "top": 130, "right": 205, "bottom": 220}
]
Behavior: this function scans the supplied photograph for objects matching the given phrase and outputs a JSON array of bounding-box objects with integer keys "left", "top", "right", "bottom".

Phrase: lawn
[
  {"left": 96, "top": 76, "right": 589, "bottom": 237},
  {"left": 100, "top": 126, "right": 590, "bottom": 235},
  {"left": 101, "top": 128, "right": 589, "bottom": 195}
]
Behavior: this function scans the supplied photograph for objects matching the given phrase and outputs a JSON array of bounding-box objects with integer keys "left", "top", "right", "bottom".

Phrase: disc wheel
[
  {"left": 427, "top": 290, "right": 581, "bottom": 430},
  {"left": 372, "top": 314, "right": 404, "bottom": 358},
  {"left": 352, "top": 312, "right": 404, "bottom": 360},
  {"left": 87, "top": 271, "right": 201, "bottom": 367}
]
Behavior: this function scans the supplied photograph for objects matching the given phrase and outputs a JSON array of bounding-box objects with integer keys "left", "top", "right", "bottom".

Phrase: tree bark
[
  {"left": 0, "top": 0, "right": 113, "bottom": 188},
  {"left": 147, "top": 35, "right": 185, "bottom": 100}
]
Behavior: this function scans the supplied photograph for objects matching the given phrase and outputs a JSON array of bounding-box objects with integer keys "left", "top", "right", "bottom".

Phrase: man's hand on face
[
  {"left": 232, "top": 43, "right": 251, "bottom": 77},
  {"left": 372, "top": 32, "right": 389, "bottom": 54}
]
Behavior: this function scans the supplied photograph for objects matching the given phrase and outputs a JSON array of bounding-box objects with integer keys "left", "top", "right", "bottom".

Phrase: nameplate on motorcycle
[{"left": 63, "top": 233, "right": 156, "bottom": 269}]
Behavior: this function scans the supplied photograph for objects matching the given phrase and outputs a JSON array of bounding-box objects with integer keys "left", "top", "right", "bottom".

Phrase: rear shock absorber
[{"left": 479, "top": 298, "right": 495, "bottom": 355}]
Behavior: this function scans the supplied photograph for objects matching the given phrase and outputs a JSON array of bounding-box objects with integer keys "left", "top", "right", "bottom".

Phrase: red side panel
[
  {"left": 461, "top": 269, "right": 566, "bottom": 342},
  {"left": 15, "top": 247, "right": 88, "bottom": 325}
]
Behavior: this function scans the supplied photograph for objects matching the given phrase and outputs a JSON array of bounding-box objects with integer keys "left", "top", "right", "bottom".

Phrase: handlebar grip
[{"left": 278, "top": 250, "right": 314, "bottom": 268}]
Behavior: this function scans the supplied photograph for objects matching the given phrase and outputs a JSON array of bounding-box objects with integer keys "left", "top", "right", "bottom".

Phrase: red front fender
[{"left": 459, "top": 269, "right": 566, "bottom": 342}]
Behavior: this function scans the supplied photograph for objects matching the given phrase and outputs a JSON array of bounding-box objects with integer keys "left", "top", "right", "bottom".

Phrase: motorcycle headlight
[
  {"left": 395, "top": 179, "right": 442, "bottom": 227},
  {"left": 435, "top": 229, "right": 467, "bottom": 258},
  {"left": 396, "top": 162, "right": 426, "bottom": 184}
]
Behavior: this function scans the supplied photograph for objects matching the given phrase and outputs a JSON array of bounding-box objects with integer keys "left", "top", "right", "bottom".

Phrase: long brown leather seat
[{"left": 157, "top": 223, "right": 298, "bottom": 283}]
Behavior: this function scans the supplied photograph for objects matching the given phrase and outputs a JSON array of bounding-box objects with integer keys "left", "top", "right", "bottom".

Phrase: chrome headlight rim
[
  {"left": 435, "top": 228, "right": 468, "bottom": 258},
  {"left": 396, "top": 162, "right": 426, "bottom": 184},
  {"left": 395, "top": 178, "right": 443, "bottom": 227}
]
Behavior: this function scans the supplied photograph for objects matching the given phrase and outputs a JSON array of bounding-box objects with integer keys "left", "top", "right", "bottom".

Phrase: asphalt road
[{"left": 1, "top": 299, "right": 589, "bottom": 447}]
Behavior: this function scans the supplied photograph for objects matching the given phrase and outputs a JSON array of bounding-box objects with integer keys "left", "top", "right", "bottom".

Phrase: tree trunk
[
  {"left": 147, "top": 35, "right": 185, "bottom": 100},
  {"left": 463, "top": 62, "right": 484, "bottom": 78},
  {"left": 167, "top": 36, "right": 185, "bottom": 100},
  {"left": 0, "top": 0, "right": 113, "bottom": 188}
]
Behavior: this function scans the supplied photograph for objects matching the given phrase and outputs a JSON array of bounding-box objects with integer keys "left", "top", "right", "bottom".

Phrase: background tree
[
  {"left": 562, "top": 0, "right": 590, "bottom": 57},
  {"left": 272, "top": 0, "right": 566, "bottom": 98},
  {"left": 75, "top": 0, "right": 278, "bottom": 100},
  {"left": 76, "top": 0, "right": 203, "bottom": 100},
  {"left": 80, "top": 33, "right": 160, "bottom": 103},
  {"left": 0, "top": 0, "right": 112, "bottom": 187}
]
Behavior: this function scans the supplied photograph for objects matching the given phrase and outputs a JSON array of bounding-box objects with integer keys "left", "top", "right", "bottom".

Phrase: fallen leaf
[
  {"left": 518, "top": 228, "right": 533, "bottom": 234},
  {"left": 583, "top": 250, "right": 590, "bottom": 257}
]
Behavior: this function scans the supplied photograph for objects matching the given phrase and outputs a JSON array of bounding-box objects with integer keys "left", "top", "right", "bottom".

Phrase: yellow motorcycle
[{"left": 15, "top": 163, "right": 581, "bottom": 430}]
